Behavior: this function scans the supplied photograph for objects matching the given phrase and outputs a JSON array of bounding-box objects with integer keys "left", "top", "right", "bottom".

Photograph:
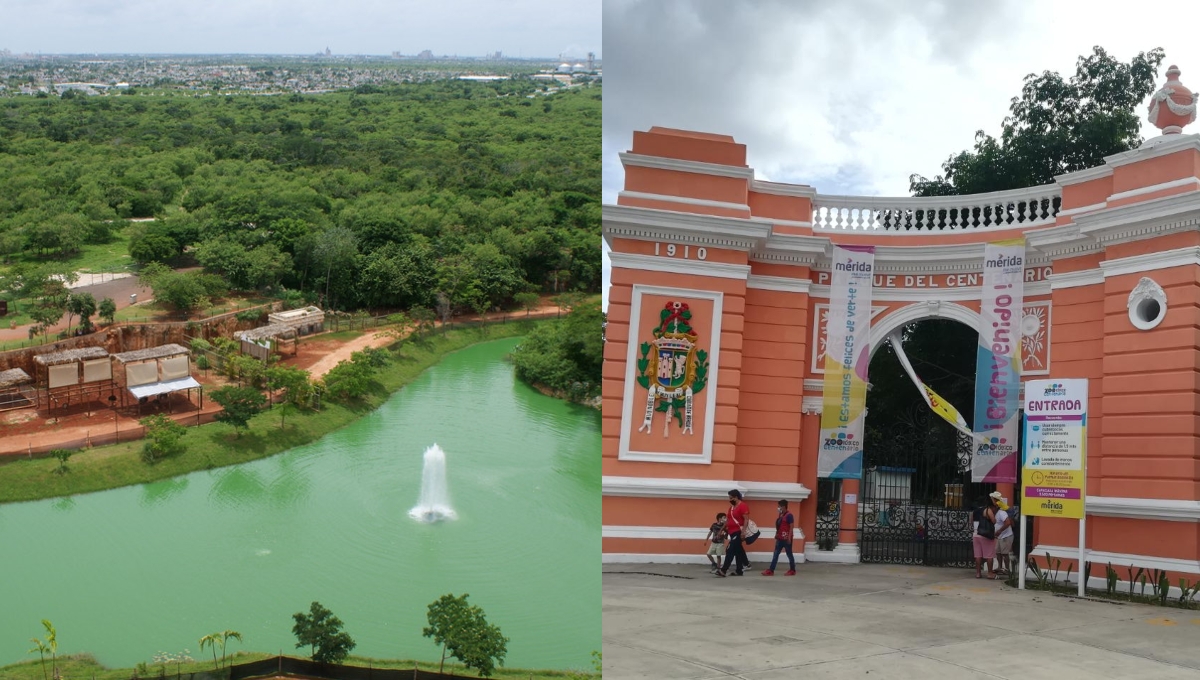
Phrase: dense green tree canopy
[
  {"left": 909, "top": 47, "right": 1164, "bottom": 196},
  {"left": 0, "top": 78, "right": 600, "bottom": 315},
  {"left": 870, "top": 48, "right": 1167, "bottom": 486}
]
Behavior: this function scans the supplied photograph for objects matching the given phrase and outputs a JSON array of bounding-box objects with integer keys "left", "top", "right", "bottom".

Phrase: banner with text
[
  {"left": 972, "top": 239, "right": 1025, "bottom": 482},
  {"left": 889, "top": 330, "right": 985, "bottom": 444},
  {"left": 819, "top": 245, "right": 875, "bottom": 479},
  {"left": 1022, "top": 379, "right": 1087, "bottom": 519}
]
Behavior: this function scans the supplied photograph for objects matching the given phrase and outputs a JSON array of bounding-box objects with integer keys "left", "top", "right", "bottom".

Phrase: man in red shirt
[
  {"left": 717, "top": 490, "right": 751, "bottom": 576},
  {"left": 763, "top": 499, "right": 796, "bottom": 576}
]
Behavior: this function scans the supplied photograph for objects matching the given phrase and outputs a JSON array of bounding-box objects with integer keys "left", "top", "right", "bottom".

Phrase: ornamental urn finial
[{"left": 1148, "top": 64, "right": 1198, "bottom": 135}]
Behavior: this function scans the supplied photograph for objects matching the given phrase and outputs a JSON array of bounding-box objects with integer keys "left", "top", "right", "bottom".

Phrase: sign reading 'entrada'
[{"left": 814, "top": 267, "right": 1052, "bottom": 288}]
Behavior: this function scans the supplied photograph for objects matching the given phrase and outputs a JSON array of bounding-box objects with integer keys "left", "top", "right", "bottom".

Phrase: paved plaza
[{"left": 603, "top": 562, "right": 1200, "bottom": 679}]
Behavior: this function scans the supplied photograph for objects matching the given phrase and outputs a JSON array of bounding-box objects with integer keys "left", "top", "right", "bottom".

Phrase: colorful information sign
[
  {"left": 972, "top": 239, "right": 1025, "bottom": 482},
  {"left": 1021, "top": 379, "right": 1087, "bottom": 519},
  {"left": 818, "top": 245, "right": 875, "bottom": 479}
]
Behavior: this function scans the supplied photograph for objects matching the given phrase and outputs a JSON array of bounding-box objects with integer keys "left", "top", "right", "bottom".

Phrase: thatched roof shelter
[
  {"left": 0, "top": 368, "right": 31, "bottom": 388},
  {"left": 111, "top": 344, "right": 190, "bottom": 364},
  {"left": 33, "top": 347, "right": 109, "bottom": 366},
  {"left": 236, "top": 323, "right": 297, "bottom": 342}
]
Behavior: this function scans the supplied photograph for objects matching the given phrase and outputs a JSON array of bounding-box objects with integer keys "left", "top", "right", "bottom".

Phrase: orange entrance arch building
[{"left": 603, "top": 66, "right": 1200, "bottom": 589}]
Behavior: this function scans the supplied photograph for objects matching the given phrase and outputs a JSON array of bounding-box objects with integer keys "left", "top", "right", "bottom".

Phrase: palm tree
[
  {"left": 41, "top": 620, "right": 58, "bottom": 680},
  {"left": 219, "top": 630, "right": 243, "bottom": 667},
  {"left": 199, "top": 633, "right": 221, "bottom": 671},
  {"left": 28, "top": 638, "right": 49, "bottom": 680}
]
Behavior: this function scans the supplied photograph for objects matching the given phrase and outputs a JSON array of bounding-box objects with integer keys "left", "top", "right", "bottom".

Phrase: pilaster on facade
[{"left": 606, "top": 91, "right": 1200, "bottom": 567}]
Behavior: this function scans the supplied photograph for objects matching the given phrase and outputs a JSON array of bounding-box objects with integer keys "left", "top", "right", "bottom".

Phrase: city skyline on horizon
[
  {"left": 0, "top": 0, "right": 598, "bottom": 61},
  {"left": 0, "top": 50, "right": 599, "bottom": 60}
]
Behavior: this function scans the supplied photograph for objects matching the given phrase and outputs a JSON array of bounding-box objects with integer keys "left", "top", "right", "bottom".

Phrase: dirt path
[
  {"left": 292, "top": 304, "right": 564, "bottom": 378},
  {"left": 0, "top": 275, "right": 154, "bottom": 341},
  {"left": 0, "top": 302, "right": 569, "bottom": 456},
  {"left": 304, "top": 331, "right": 397, "bottom": 378}
]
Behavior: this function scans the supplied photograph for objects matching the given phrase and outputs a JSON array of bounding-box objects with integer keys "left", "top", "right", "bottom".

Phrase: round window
[{"left": 1127, "top": 277, "right": 1167, "bottom": 331}]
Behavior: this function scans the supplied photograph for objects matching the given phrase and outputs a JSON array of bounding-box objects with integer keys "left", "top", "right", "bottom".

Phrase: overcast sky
[
  {"left": 0, "top": 0, "right": 599, "bottom": 58},
  {"left": 601, "top": 0, "right": 1200, "bottom": 307}
]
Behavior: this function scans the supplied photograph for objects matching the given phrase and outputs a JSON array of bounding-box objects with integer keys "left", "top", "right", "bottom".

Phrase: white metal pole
[
  {"left": 1018, "top": 514, "right": 1027, "bottom": 590},
  {"left": 1078, "top": 510, "right": 1086, "bottom": 597}
]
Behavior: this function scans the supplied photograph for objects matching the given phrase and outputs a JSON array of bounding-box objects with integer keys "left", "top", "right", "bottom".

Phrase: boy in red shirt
[{"left": 762, "top": 499, "right": 797, "bottom": 576}]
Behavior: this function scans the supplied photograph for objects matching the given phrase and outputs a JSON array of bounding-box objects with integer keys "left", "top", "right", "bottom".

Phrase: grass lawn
[
  {"left": 112, "top": 294, "right": 277, "bottom": 323},
  {"left": 308, "top": 329, "right": 366, "bottom": 343},
  {"left": 0, "top": 651, "right": 598, "bottom": 680},
  {"left": 0, "top": 321, "right": 542, "bottom": 504},
  {"left": 3, "top": 225, "right": 136, "bottom": 276}
]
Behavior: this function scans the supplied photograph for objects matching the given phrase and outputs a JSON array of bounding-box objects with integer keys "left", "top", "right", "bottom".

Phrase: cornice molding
[
  {"left": 1088, "top": 496, "right": 1200, "bottom": 522},
  {"left": 746, "top": 275, "right": 812, "bottom": 293},
  {"left": 1034, "top": 544, "right": 1200, "bottom": 575},
  {"left": 751, "top": 232, "right": 829, "bottom": 265},
  {"left": 801, "top": 395, "right": 822, "bottom": 414},
  {"left": 1075, "top": 187, "right": 1200, "bottom": 242},
  {"left": 1058, "top": 201, "right": 1107, "bottom": 218},
  {"left": 603, "top": 525, "right": 806, "bottom": 542},
  {"left": 1055, "top": 165, "right": 1113, "bottom": 186},
  {"left": 1047, "top": 268, "right": 1104, "bottom": 289},
  {"left": 1028, "top": 191, "right": 1200, "bottom": 259},
  {"left": 807, "top": 282, "right": 1050, "bottom": 302},
  {"left": 1107, "top": 176, "right": 1200, "bottom": 203},
  {"left": 608, "top": 252, "right": 751, "bottom": 280},
  {"left": 619, "top": 190, "right": 750, "bottom": 214},
  {"left": 603, "top": 204, "right": 771, "bottom": 251},
  {"left": 602, "top": 552, "right": 808, "bottom": 564},
  {"left": 602, "top": 475, "right": 812, "bottom": 500},
  {"left": 749, "top": 179, "right": 817, "bottom": 198},
  {"left": 1100, "top": 245, "right": 1200, "bottom": 278},
  {"left": 619, "top": 152, "right": 756, "bottom": 180},
  {"left": 749, "top": 216, "right": 813, "bottom": 229},
  {"left": 1103, "top": 133, "right": 1200, "bottom": 168}
]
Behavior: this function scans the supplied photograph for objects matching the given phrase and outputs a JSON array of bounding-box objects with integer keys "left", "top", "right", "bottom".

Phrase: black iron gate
[{"left": 857, "top": 405, "right": 1007, "bottom": 567}]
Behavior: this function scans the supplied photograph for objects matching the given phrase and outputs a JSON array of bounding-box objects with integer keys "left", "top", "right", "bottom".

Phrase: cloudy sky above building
[
  {"left": 1, "top": 0, "right": 599, "bottom": 58},
  {"left": 601, "top": 0, "right": 1200, "bottom": 306}
]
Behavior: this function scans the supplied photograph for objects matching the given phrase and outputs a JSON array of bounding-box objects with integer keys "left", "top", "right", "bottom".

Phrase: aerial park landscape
[{"left": 0, "top": 50, "right": 602, "bottom": 679}]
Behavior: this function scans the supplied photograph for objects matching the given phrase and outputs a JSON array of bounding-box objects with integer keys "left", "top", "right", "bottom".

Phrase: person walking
[
  {"left": 716, "top": 490, "right": 750, "bottom": 577},
  {"left": 762, "top": 499, "right": 797, "bottom": 576},
  {"left": 704, "top": 512, "right": 728, "bottom": 573},
  {"left": 973, "top": 495, "right": 999, "bottom": 579},
  {"left": 991, "top": 491, "right": 1014, "bottom": 575}
]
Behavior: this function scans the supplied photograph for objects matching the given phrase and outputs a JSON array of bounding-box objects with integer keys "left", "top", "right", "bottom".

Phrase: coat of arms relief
[{"left": 635, "top": 301, "right": 710, "bottom": 437}]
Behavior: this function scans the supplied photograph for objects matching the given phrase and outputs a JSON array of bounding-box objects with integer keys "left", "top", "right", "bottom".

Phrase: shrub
[{"left": 140, "top": 414, "right": 187, "bottom": 463}]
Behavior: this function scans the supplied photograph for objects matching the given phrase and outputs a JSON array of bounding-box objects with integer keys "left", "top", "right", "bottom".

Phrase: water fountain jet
[{"left": 409, "top": 443, "right": 456, "bottom": 522}]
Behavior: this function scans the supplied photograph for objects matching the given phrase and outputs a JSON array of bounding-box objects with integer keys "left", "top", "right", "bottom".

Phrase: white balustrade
[{"left": 812, "top": 184, "right": 1061, "bottom": 232}]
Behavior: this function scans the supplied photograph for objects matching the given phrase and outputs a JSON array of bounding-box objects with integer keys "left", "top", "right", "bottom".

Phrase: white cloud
[
  {"left": 1, "top": 0, "right": 599, "bottom": 56},
  {"left": 601, "top": 0, "right": 1200, "bottom": 309}
]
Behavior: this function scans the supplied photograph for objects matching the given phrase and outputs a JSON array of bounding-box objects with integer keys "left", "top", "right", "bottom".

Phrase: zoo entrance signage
[
  {"left": 814, "top": 267, "right": 1052, "bottom": 289},
  {"left": 1021, "top": 378, "right": 1087, "bottom": 519}
]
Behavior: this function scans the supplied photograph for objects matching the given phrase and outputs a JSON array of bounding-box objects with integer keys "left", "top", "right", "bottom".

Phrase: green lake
[{"left": 0, "top": 337, "right": 600, "bottom": 671}]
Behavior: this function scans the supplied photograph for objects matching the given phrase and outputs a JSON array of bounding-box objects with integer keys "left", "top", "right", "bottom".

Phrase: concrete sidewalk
[{"left": 603, "top": 562, "right": 1200, "bottom": 679}]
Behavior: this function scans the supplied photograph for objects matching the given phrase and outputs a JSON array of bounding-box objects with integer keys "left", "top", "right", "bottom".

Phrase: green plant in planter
[
  {"left": 1028, "top": 557, "right": 1049, "bottom": 590},
  {"left": 1177, "top": 579, "right": 1200, "bottom": 607},
  {"left": 1149, "top": 569, "right": 1166, "bottom": 601},
  {"left": 1105, "top": 563, "right": 1118, "bottom": 596},
  {"left": 1046, "top": 553, "right": 1062, "bottom": 583},
  {"left": 1127, "top": 565, "right": 1143, "bottom": 597},
  {"left": 1157, "top": 572, "right": 1171, "bottom": 606},
  {"left": 1063, "top": 564, "right": 1074, "bottom": 589}
]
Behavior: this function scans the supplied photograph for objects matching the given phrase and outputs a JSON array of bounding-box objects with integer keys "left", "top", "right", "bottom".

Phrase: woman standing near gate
[
  {"left": 972, "top": 495, "right": 998, "bottom": 579},
  {"left": 716, "top": 490, "right": 750, "bottom": 577}
]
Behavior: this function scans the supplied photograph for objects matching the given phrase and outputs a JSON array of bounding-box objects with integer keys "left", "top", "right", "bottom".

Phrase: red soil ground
[{"left": 0, "top": 303, "right": 565, "bottom": 457}]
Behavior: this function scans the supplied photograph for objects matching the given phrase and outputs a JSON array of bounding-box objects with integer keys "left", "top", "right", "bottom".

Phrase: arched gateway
[{"left": 603, "top": 68, "right": 1200, "bottom": 587}]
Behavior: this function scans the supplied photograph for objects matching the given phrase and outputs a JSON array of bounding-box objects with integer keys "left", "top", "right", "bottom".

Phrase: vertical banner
[
  {"left": 818, "top": 245, "right": 875, "bottom": 479},
  {"left": 1022, "top": 379, "right": 1087, "bottom": 518},
  {"left": 972, "top": 239, "right": 1025, "bottom": 482}
]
